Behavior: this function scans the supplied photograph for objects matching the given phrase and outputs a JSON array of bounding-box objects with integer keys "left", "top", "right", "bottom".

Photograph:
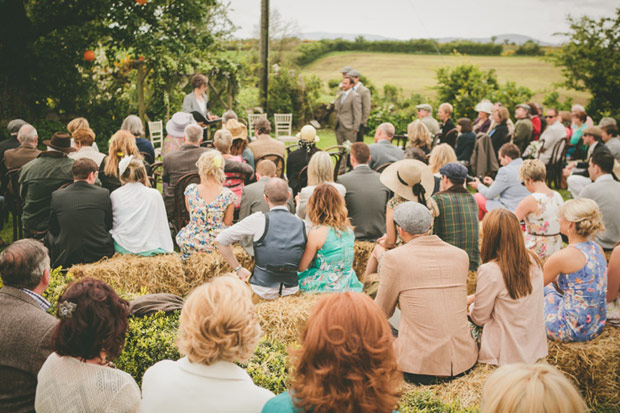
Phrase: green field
[{"left": 301, "top": 51, "right": 589, "bottom": 105}]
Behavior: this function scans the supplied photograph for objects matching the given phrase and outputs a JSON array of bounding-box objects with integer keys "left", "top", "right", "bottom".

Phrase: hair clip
[{"left": 59, "top": 301, "right": 77, "bottom": 319}]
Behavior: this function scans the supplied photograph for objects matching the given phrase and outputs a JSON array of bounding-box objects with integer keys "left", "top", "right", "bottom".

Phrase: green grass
[{"left": 301, "top": 51, "right": 589, "bottom": 105}]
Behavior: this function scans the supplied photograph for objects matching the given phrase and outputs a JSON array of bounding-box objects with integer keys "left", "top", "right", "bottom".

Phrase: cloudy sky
[{"left": 226, "top": 0, "right": 617, "bottom": 43}]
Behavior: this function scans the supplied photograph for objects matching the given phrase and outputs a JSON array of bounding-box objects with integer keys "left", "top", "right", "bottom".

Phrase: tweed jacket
[
  {"left": 353, "top": 82, "right": 371, "bottom": 126},
  {"left": 469, "top": 133, "right": 499, "bottom": 178},
  {"left": 421, "top": 115, "right": 440, "bottom": 136},
  {"left": 162, "top": 144, "right": 209, "bottom": 219},
  {"left": 248, "top": 135, "right": 286, "bottom": 165},
  {"left": 4, "top": 145, "right": 41, "bottom": 170},
  {"left": 335, "top": 89, "right": 361, "bottom": 144},
  {"left": 368, "top": 140, "right": 404, "bottom": 170},
  {"left": 477, "top": 158, "right": 530, "bottom": 211},
  {"left": 337, "top": 165, "right": 390, "bottom": 241},
  {"left": 513, "top": 118, "right": 533, "bottom": 154},
  {"left": 375, "top": 236, "right": 479, "bottom": 376},
  {"left": 0, "top": 286, "right": 57, "bottom": 412},
  {"left": 432, "top": 186, "right": 480, "bottom": 271}
]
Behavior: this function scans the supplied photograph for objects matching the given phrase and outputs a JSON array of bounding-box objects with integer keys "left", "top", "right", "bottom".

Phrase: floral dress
[
  {"left": 524, "top": 191, "right": 564, "bottom": 260},
  {"left": 175, "top": 184, "right": 235, "bottom": 259},
  {"left": 544, "top": 241, "right": 607, "bottom": 342},
  {"left": 298, "top": 227, "right": 363, "bottom": 293}
]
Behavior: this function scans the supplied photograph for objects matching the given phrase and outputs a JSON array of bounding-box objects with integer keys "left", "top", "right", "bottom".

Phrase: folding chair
[{"left": 148, "top": 120, "right": 164, "bottom": 158}]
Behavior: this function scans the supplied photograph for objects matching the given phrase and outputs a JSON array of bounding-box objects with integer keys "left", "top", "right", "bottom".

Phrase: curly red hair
[{"left": 290, "top": 292, "right": 402, "bottom": 412}]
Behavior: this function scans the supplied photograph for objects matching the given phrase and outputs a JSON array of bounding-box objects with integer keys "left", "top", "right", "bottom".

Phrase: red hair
[{"left": 291, "top": 293, "right": 402, "bottom": 412}]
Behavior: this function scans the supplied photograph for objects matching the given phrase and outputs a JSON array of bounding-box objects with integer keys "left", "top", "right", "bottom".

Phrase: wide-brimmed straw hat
[
  {"left": 296, "top": 125, "right": 320, "bottom": 143},
  {"left": 475, "top": 100, "right": 494, "bottom": 115},
  {"left": 43, "top": 132, "right": 76, "bottom": 153},
  {"left": 166, "top": 112, "right": 196, "bottom": 138},
  {"left": 380, "top": 159, "right": 434, "bottom": 204},
  {"left": 224, "top": 119, "right": 248, "bottom": 141}
]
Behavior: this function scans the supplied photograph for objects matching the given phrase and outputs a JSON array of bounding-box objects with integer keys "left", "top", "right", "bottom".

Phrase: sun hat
[
  {"left": 583, "top": 126, "right": 603, "bottom": 139},
  {"left": 7, "top": 119, "right": 28, "bottom": 135},
  {"left": 296, "top": 125, "right": 320, "bottom": 143},
  {"left": 380, "top": 159, "right": 435, "bottom": 204},
  {"left": 393, "top": 201, "right": 433, "bottom": 235},
  {"left": 475, "top": 100, "right": 494, "bottom": 115},
  {"left": 43, "top": 132, "right": 76, "bottom": 153},
  {"left": 416, "top": 103, "right": 433, "bottom": 113},
  {"left": 166, "top": 112, "right": 196, "bottom": 138},
  {"left": 224, "top": 119, "right": 248, "bottom": 141}
]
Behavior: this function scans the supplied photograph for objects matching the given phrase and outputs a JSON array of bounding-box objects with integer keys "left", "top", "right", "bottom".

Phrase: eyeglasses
[{"left": 545, "top": 115, "right": 555, "bottom": 119}]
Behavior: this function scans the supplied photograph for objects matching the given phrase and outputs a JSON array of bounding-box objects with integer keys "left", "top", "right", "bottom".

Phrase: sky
[{"left": 226, "top": 0, "right": 617, "bottom": 44}]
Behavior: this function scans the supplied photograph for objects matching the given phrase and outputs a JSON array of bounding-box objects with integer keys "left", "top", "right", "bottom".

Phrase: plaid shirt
[
  {"left": 432, "top": 186, "right": 480, "bottom": 271},
  {"left": 21, "top": 288, "right": 51, "bottom": 311}
]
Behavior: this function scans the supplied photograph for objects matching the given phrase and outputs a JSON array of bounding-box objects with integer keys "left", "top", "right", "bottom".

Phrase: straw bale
[
  {"left": 353, "top": 241, "right": 375, "bottom": 279},
  {"left": 255, "top": 293, "right": 322, "bottom": 344},
  {"left": 182, "top": 246, "right": 254, "bottom": 292},
  {"left": 466, "top": 271, "right": 477, "bottom": 295}
]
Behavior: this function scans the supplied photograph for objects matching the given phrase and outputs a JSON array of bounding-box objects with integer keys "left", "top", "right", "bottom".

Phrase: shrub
[
  {"left": 399, "top": 391, "right": 474, "bottom": 413},
  {"left": 514, "top": 40, "right": 545, "bottom": 56},
  {"left": 239, "top": 338, "right": 292, "bottom": 395},
  {"left": 366, "top": 84, "right": 425, "bottom": 135},
  {"left": 542, "top": 91, "right": 574, "bottom": 112},
  {"left": 267, "top": 66, "right": 323, "bottom": 126}
]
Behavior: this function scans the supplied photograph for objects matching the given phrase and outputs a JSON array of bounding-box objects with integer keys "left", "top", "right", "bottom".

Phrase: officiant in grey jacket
[{"left": 182, "top": 74, "right": 219, "bottom": 122}]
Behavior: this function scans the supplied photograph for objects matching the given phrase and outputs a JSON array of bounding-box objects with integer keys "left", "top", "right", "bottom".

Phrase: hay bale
[
  {"left": 547, "top": 326, "right": 620, "bottom": 406},
  {"left": 182, "top": 247, "right": 254, "bottom": 292},
  {"left": 255, "top": 294, "right": 322, "bottom": 344},
  {"left": 353, "top": 241, "right": 375, "bottom": 279},
  {"left": 467, "top": 271, "right": 477, "bottom": 295}
]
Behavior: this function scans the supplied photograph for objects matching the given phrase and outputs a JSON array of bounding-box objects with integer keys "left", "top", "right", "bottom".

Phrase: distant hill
[{"left": 299, "top": 32, "right": 555, "bottom": 46}]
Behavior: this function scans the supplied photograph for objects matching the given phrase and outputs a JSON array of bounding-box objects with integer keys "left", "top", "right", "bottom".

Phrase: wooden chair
[
  {"left": 172, "top": 172, "right": 201, "bottom": 233},
  {"left": 5, "top": 169, "right": 23, "bottom": 241},
  {"left": 376, "top": 162, "right": 394, "bottom": 174},
  {"left": 325, "top": 145, "right": 347, "bottom": 177},
  {"left": 285, "top": 142, "right": 299, "bottom": 157},
  {"left": 200, "top": 140, "right": 215, "bottom": 149},
  {"left": 247, "top": 114, "right": 267, "bottom": 139},
  {"left": 296, "top": 165, "right": 308, "bottom": 195},
  {"left": 546, "top": 138, "right": 568, "bottom": 189},
  {"left": 140, "top": 151, "right": 155, "bottom": 165},
  {"left": 255, "top": 153, "right": 285, "bottom": 178},
  {"left": 442, "top": 128, "right": 458, "bottom": 148},
  {"left": 148, "top": 120, "right": 164, "bottom": 158},
  {"left": 149, "top": 162, "right": 164, "bottom": 189},
  {"left": 274, "top": 113, "right": 293, "bottom": 139},
  {"left": 393, "top": 134, "right": 408, "bottom": 150}
]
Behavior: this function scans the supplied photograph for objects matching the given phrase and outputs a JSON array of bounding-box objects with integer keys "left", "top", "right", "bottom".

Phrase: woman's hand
[
  {"left": 376, "top": 234, "right": 387, "bottom": 248},
  {"left": 466, "top": 294, "right": 475, "bottom": 306}
]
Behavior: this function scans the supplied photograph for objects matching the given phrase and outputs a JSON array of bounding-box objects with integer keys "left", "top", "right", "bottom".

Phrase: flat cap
[
  {"left": 347, "top": 69, "right": 361, "bottom": 77},
  {"left": 393, "top": 201, "right": 433, "bottom": 235},
  {"left": 516, "top": 103, "right": 531, "bottom": 112},
  {"left": 340, "top": 65, "right": 353, "bottom": 74},
  {"left": 439, "top": 162, "right": 468, "bottom": 181},
  {"left": 583, "top": 126, "right": 602, "bottom": 139},
  {"left": 598, "top": 117, "right": 617, "bottom": 128},
  {"left": 416, "top": 103, "right": 433, "bottom": 112},
  {"left": 7, "top": 119, "right": 27, "bottom": 135}
]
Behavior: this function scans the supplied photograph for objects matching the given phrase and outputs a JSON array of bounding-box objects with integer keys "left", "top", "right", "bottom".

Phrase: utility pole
[{"left": 259, "top": 0, "right": 269, "bottom": 112}]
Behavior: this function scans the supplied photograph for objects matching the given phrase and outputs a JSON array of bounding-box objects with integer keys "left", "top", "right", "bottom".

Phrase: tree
[{"left": 551, "top": 8, "right": 620, "bottom": 119}]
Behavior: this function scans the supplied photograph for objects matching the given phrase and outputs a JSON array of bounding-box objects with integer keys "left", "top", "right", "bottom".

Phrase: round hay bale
[{"left": 254, "top": 293, "right": 322, "bottom": 344}]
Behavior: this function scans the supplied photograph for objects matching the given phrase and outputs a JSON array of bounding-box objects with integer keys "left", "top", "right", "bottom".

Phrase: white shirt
[
  {"left": 141, "top": 357, "right": 274, "bottom": 413},
  {"left": 110, "top": 182, "right": 174, "bottom": 254},
  {"left": 69, "top": 145, "right": 106, "bottom": 167}
]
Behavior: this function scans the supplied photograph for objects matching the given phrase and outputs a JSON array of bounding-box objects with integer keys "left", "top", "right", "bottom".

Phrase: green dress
[{"left": 298, "top": 227, "right": 362, "bottom": 293}]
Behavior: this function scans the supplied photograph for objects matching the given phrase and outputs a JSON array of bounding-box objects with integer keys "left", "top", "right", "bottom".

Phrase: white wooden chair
[
  {"left": 248, "top": 113, "right": 267, "bottom": 139},
  {"left": 274, "top": 113, "right": 293, "bottom": 140},
  {"left": 148, "top": 120, "right": 163, "bottom": 157}
]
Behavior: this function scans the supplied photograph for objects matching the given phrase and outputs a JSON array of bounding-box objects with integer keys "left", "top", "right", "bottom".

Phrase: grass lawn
[{"left": 301, "top": 51, "right": 589, "bottom": 105}]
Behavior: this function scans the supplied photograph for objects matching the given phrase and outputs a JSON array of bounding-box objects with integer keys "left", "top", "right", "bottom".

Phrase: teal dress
[
  {"left": 262, "top": 391, "right": 398, "bottom": 412},
  {"left": 298, "top": 227, "right": 362, "bottom": 293}
]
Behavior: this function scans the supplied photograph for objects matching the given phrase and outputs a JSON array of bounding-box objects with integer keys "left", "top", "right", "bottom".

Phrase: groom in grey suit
[
  {"left": 335, "top": 76, "right": 361, "bottom": 145},
  {"left": 337, "top": 143, "right": 390, "bottom": 241}
]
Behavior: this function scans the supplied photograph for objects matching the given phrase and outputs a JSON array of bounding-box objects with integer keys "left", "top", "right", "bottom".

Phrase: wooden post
[
  {"left": 137, "top": 62, "right": 147, "bottom": 124},
  {"left": 259, "top": 0, "right": 269, "bottom": 112}
]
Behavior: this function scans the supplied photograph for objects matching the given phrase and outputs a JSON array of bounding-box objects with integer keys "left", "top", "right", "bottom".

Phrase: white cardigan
[{"left": 141, "top": 357, "right": 274, "bottom": 413}]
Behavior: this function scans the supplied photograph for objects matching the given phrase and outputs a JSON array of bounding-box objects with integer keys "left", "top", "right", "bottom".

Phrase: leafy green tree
[{"left": 550, "top": 8, "right": 620, "bottom": 119}]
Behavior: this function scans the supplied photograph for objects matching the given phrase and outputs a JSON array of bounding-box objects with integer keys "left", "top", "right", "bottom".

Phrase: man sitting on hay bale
[{"left": 216, "top": 178, "right": 306, "bottom": 301}]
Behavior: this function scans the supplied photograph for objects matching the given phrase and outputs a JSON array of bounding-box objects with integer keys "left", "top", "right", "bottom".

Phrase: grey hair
[
  {"left": 0, "top": 239, "right": 50, "bottom": 290},
  {"left": 17, "top": 124, "right": 37, "bottom": 145},
  {"left": 184, "top": 124, "right": 203, "bottom": 143},
  {"left": 571, "top": 104, "right": 586, "bottom": 112},
  {"left": 120, "top": 115, "right": 145, "bottom": 137},
  {"left": 378, "top": 122, "right": 395, "bottom": 139},
  {"left": 221, "top": 110, "right": 238, "bottom": 123}
]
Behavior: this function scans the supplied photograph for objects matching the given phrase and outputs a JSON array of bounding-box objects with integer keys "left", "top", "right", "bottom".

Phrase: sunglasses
[{"left": 545, "top": 115, "right": 555, "bottom": 119}]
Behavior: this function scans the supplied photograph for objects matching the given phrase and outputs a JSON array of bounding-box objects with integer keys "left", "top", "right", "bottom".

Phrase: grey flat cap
[
  {"left": 341, "top": 65, "right": 353, "bottom": 74},
  {"left": 393, "top": 201, "right": 433, "bottom": 235},
  {"left": 439, "top": 162, "right": 468, "bottom": 181},
  {"left": 599, "top": 117, "right": 617, "bottom": 128},
  {"left": 516, "top": 103, "right": 531, "bottom": 112},
  {"left": 347, "top": 69, "right": 361, "bottom": 78},
  {"left": 416, "top": 103, "right": 432, "bottom": 112},
  {"left": 7, "top": 119, "right": 27, "bottom": 135}
]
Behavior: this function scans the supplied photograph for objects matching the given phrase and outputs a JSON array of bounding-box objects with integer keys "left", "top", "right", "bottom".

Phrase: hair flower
[
  {"left": 58, "top": 301, "right": 77, "bottom": 319},
  {"left": 118, "top": 155, "right": 134, "bottom": 177}
]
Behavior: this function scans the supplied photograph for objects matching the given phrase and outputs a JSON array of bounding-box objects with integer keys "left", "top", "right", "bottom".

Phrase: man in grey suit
[
  {"left": 239, "top": 159, "right": 295, "bottom": 255},
  {"left": 163, "top": 124, "right": 208, "bottom": 220},
  {"left": 335, "top": 76, "right": 361, "bottom": 145},
  {"left": 348, "top": 70, "right": 371, "bottom": 142},
  {"left": 0, "top": 239, "right": 57, "bottom": 412},
  {"left": 369, "top": 122, "right": 404, "bottom": 170},
  {"left": 338, "top": 143, "right": 390, "bottom": 241}
]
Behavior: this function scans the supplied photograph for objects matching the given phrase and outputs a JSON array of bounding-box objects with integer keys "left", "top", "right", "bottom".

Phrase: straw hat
[
  {"left": 296, "top": 125, "right": 320, "bottom": 143},
  {"left": 380, "top": 159, "right": 434, "bottom": 203},
  {"left": 475, "top": 100, "right": 494, "bottom": 115},
  {"left": 224, "top": 119, "right": 248, "bottom": 141}
]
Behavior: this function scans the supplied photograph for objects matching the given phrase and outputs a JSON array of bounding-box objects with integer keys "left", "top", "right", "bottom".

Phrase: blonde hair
[
  {"left": 429, "top": 143, "right": 457, "bottom": 174},
  {"left": 439, "top": 102, "right": 453, "bottom": 115},
  {"left": 407, "top": 120, "right": 432, "bottom": 149},
  {"left": 560, "top": 198, "right": 605, "bottom": 238},
  {"left": 67, "top": 117, "right": 89, "bottom": 134},
  {"left": 196, "top": 149, "right": 226, "bottom": 183},
  {"left": 494, "top": 106, "right": 510, "bottom": 123},
  {"left": 119, "top": 158, "right": 150, "bottom": 187},
  {"left": 307, "top": 151, "right": 333, "bottom": 186},
  {"left": 519, "top": 159, "right": 547, "bottom": 183},
  {"left": 176, "top": 275, "right": 261, "bottom": 365},
  {"left": 214, "top": 129, "right": 233, "bottom": 154},
  {"left": 481, "top": 364, "right": 587, "bottom": 413},
  {"left": 104, "top": 130, "right": 140, "bottom": 178}
]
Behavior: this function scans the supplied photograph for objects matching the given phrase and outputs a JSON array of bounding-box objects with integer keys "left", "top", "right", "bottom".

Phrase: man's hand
[
  {"left": 482, "top": 176, "right": 494, "bottom": 185},
  {"left": 236, "top": 268, "right": 251, "bottom": 282},
  {"left": 468, "top": 177, "right": 480, "bottom": 190},
  {"left": 563, "top": 161, "right": 577, "bottom": 177}
]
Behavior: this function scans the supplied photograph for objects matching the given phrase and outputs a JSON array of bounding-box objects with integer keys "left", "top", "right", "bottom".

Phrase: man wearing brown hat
[
  {"left": 19, "top": 132, "right": 75, "bottom": 238},
  {"left": 565, "top": 126, "right": 612, "bottom": 198}
]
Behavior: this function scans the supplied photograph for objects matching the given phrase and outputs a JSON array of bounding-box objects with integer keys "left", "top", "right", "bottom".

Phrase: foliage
[
  {"left": 238, "top": 338, "right": 292, "bottom": 395},
  {"left": 43, "top": 269, "right": 75, "bottom": 316},
  {"left": 267, "top": 66, "right": 323, "bottom": 126},
  {"left": 295, "top": 38, "right": 503, "bottom": 66},
  {"left": 434, "top": 64, "right": 532, "bottom": 120},
  {"left": 514, "top": 40, "right": 545, "bottom": 56},
  {"left": 366, "top": 84, "right": 426, "bottom": 134},
  {"left": 550, "top": 8, "right": 620, "bottom": 120},
  {"left": 399, "top": 391, "right": 475, "bottom": 413},
  {"left": 542, "top": 91, "right": 574, "bottom": 112}
]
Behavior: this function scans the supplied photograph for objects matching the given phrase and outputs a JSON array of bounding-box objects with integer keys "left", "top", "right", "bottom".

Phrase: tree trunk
[
  {"left": 137, "top": 62, "right": 147, "bottom": 125},
  {"left": 259, "top": 0, "right": 269, "bottom": 112}
]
